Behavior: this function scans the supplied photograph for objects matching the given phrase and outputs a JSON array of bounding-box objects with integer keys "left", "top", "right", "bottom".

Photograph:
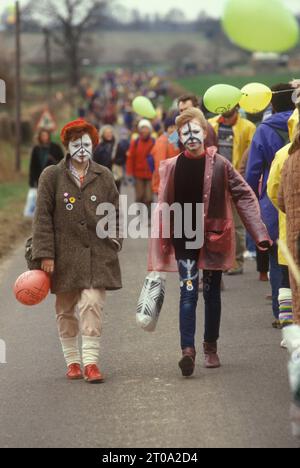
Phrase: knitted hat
[
  {"left": 60, "top": 119, "right": 99, "bottom": 148},
  {"left": 138, "top": 119, "right": 153, "bottom": 131}
]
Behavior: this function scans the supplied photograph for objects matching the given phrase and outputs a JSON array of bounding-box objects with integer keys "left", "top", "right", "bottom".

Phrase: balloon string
[
  {"left": 272, "top": 89, "right": 294, "bottom": 95},
  {"left": 241, "top": 90, "right": 293, "bottom": 96}
]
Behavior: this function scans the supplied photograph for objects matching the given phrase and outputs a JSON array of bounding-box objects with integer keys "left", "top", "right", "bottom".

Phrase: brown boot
[
  {"left": 203, "top": 342, "right": 221, "bottom": 369},
  {"left": 179, "top": 347, "right": 196, "bottom": 377}
]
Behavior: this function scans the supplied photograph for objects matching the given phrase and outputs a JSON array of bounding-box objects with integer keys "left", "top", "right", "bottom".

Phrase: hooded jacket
[
  {"left": 246, "top": 110, "right": 293, "bottom": 241},
  {"left": 267, "top": 109, "right": 299, "bottom": 265},
  {"left": 126, "top": 136, "right": 156, "bottom": 180}
]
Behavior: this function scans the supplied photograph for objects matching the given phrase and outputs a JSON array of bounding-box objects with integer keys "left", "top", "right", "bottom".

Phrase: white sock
[
  {"left": 283, "top": 325, "right": 300, "bottom": 354},
  {"left": 283, "top": 326, "right": 300, "bottom": 416},
  {"left": 290, "top": 403, "right": 300, "bottom": 438},
  {"left": 60, "top": 337, "right": 81, "bottom": 367},
  {"left": 82, "top": 336, "right": 101, "bottom": 367}
]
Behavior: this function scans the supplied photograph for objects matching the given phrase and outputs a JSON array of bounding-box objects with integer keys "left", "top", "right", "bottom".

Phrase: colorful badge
[
  {"left": 69, "top": 197, "right": 76, "bottom": 204},
  {"left": 66, "top": 204, "right": 73, "bottom": 211},
  {"left": 186, "top": 280, "right": 194, "bottom": 292}
]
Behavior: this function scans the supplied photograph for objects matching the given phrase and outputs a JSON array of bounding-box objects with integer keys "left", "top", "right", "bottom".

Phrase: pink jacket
[{"left": 148, "top": 147, "right": 271, "bottom": 273}]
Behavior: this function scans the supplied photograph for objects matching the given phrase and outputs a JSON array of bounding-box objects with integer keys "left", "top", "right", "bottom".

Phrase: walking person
[
  {"left": 32, "top": 119, "right": 122, "bottom": 383},
  {"left": 126, "top": 119, "right": 156, "bottom": 210},
  {"left": 29, "top": 129, "right": 64, "bottom": 188},
  {"left": 178, "top": 94, "right": 218, "bottom": 148},
  {"left": 267, "top": 107, "right": 299, "bottom": 331},
  {"left": 152, "top": 114, "right": 179, "bottom": 200},
  {"left": 148, "top": 108, "right": 271, "bottom": 377},
  {"left": 246, "top": 83, "right": 295, "bottom": 327},
  {"left": 94, "top": 125, "right": 125, "bottom": 192},
  {"left": 210, "top": 106, "right": 256, "bottom": 275}
]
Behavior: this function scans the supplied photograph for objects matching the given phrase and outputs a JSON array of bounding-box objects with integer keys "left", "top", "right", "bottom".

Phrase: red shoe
[
  {"left": 259, "top": 272, "right": 269, "bottom": 282},
  {"left": 67, "top": 364, "right": 83, "bottom": 380},
  {"left": 203, "top": 342, "right": 221, "bottom": 369},
  {"left": 84, "top": 365, "right": 105, "bottom": 384}
]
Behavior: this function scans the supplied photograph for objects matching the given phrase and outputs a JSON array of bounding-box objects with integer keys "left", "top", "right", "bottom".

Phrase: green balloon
[
  {"left": 133, "top": 96, "right": 156, "bottom": 119},
  {"left": 203, "top": 84, "right": 242, "bottom": 114},
  {"left": 223, "top": 0, "right": 299, "bottom": 53}
]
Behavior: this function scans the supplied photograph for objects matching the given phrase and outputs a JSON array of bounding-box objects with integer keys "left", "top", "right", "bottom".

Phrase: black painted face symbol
[
  {"left": 69, "top": 134, "right": 93, "bottom": 163},
  {"left": 180, "top": 122, "right": 204, "bottom": 148}
]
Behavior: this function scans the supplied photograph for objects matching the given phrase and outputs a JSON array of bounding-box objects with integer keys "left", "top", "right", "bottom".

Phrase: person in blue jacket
[{"left": 246, "top": 83, "right": 295, "bottom": 327}]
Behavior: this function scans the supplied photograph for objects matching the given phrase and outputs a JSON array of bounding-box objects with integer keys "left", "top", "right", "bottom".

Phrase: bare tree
[
  {"left": 25, "top": 0, "right": 110, "bottom": 88},
  {"left": 167, "top": 43, "right": 197, "bottom": 68},
  {"left": 164, "top": 8, "right": 186, "bottom": 24}
]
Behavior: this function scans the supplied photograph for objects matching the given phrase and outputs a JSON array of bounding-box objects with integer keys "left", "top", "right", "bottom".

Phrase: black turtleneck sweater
[{"left": 172, "top": 153, "right": 206, "bottom": 261}]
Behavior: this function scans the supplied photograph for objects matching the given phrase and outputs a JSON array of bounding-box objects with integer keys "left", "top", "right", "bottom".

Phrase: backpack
[{"left": 270, "top": 127, "right": 290, "bottom": 146}]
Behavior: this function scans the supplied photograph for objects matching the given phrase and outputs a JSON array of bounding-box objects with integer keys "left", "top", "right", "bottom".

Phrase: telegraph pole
[
  {"left": 15, "top": 0, "right": 21, "bottom": 172},
  {"left": 43, "top": 28, "right": 52, "bottom": 98}
]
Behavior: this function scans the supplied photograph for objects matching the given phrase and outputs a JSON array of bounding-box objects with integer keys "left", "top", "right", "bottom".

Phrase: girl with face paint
[
  {"left": 179, "top": 119, "right": 207, "bottom": 156},
  {"left": 32, "top": 119, "right": 123, "bottom": 384},
  {"left": 148, "top": 107, "right": 272, "bottom": 378}
]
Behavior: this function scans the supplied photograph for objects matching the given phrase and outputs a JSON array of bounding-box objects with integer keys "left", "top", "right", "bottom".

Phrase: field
[{"left": 176, "top": 72, "right": 300, "bottom": 97}]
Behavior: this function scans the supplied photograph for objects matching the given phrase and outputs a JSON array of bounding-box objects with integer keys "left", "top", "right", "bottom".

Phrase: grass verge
[{"left": 176, "top": 72, "right": 300, "bottom": 97}]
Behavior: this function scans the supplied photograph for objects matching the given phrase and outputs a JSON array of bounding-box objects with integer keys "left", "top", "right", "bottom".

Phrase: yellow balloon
[{"left": 240, "top": 83, "right": 272, "bottom": 114}]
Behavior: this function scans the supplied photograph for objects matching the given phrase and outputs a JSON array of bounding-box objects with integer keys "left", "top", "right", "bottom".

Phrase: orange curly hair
[{"left": 60, "top": 119, "right": 99, "bottom": 149}]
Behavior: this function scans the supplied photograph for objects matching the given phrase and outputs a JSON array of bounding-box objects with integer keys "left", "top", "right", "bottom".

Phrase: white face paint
[
  {"left": 179, "top": 121, "right": 205, "bottom": 150},
  {"left": 68, "top": 133, "right": 93, "bottom": 164}
]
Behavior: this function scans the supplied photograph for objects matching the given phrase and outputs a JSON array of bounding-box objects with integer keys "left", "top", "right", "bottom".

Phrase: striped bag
[{"left": 136, "top": 272, "right": 166, "bottom": 332}]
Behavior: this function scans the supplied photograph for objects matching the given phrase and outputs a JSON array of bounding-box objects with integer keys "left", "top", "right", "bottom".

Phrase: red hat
[{"left": 60, "top": 119, "right": 99, "bottom": 148}]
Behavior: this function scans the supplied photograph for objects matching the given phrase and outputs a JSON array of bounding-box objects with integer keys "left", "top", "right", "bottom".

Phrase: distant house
[{"left": 252, "top": 52, "right": 289, "bottom": 70}]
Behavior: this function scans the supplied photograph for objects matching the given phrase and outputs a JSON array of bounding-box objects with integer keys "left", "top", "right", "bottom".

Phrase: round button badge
[
  {"left": 91, "top": 196, "right": 97, "bottom": 202},
  {"left": 66, "top": 204, "right": 73, "bottom": 211}
]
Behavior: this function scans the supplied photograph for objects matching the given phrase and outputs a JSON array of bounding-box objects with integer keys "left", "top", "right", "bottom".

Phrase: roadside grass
[
  {"left": 176, "top": 72, "right": 300, "bottom": 96},
  {"left": 0, "top": 181, "right": 28, "bottom": 211}
]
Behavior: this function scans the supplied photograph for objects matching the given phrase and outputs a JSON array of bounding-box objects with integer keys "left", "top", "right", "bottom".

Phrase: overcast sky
[
  {"left": 0, "top": 0, "right": 300, "bottom": 19},
  {"left": 121, "top": 0, "right": 300, "bottom": 18}
]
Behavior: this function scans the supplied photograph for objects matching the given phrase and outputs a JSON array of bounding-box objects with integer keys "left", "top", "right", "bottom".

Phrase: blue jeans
[{"left": 178, "top": 259, "right": 222, "bottom": 350}]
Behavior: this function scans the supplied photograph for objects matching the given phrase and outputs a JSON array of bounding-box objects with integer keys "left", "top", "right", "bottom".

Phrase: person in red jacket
[
  {"left": 126, "top": 119, "right": 156, "bottom": 209},
  {"left": 152, "top": 115, "right": 179, "bottom": 198},
  {"left": 148, "top": 108, "right": 272, "bottom": 377}
]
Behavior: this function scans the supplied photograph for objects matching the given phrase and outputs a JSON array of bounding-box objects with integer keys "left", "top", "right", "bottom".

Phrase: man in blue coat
[{"left": 246, "top": 83, "right": 295, "bottom": 327}]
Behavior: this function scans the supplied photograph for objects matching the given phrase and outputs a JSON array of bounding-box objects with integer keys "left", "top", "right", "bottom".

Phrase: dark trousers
[
  {"left": 256, "top": 248, "right": 269, "bottom": 274},
  {"left": 269, "top": 246, "right": 290, "bottom": 319},
  {"left": 178, "top": 259, "right": 222, "bottom": 350}
]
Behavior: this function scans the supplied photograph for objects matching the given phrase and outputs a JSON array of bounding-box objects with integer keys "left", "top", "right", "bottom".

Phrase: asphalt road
[{"left": 0, "top": 234, "right": 299, "bottom": 448}]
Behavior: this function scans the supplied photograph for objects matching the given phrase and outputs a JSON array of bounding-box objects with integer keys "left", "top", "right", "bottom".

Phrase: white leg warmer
[
  {"left": 283, "top": 325, "right": 300, "bottom": 438},
  {"left": 82, "top": 336, "right": 101, "bottom": 367},
  {"left": 60, "top": 337, "right": 81, "bottom": 367},
  {"left": 279, "top": 288, "right": 293, "bottom": 327}
]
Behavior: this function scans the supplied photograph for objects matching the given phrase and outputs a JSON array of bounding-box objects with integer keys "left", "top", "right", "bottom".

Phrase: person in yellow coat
[
  {"left": 210, "top": 107, "right": 256, "bottom": 275},
  {"left": 267, "top": 107, "right": 299, "bottom": 329}
]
